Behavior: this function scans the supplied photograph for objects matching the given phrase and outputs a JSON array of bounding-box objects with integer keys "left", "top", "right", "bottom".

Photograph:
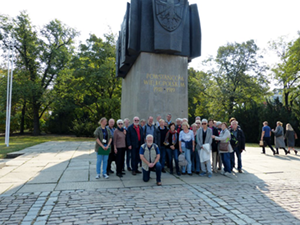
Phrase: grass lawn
[
  {"left": 0, "top": 134, "right": 94, "bottom": 159},
  {"left": 245, "top": 143, "right": 260, "bottom": 148}
]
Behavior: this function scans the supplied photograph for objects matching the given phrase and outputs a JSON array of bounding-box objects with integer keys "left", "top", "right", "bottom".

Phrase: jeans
[
  {"left": 116, "top": 148, "right": 126, "bottom": 174},
  {"left": 107, "top": 143, "right": 115, "bottom": 172},
  {"left": 142, "top": 162, "right": 162, "bottom": 183},
  {"left": 221, "top": 153, "right": 231, "bottom": 173},
  {"left": 126, "top": 148, "right": 131, "bottom": 169},
  {"left": 166, "top": 148, "right": 179, "bottom": 173},
  {"left": 131, "top": 147, "right": 140, "bottom": 172},
  {"left": 200, "top": 160, "right": 212, "bottom": 174},
  {"left": 96, "top": 154, "right": 109, "bottom": 175},
  {"left": 191, "top": 149, "right": 200, "bottom": 172},
  {"left": 159, "top": 146, "right": 166, "bottom": 170},
  {"left": 231, "top": 148, "right": 242, "bottom": 170},
  {"left": 262, "top": 137, "right": 275, "bottom": 153},
  {"left": 181, "top": 147, "right": 192, "bottom": 174}
]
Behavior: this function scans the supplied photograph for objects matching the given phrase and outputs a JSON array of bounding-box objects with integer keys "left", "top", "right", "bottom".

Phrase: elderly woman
[
  {"left": 197, "top": 119, "right": 213, "bottom": 178},
  {"left": 191, "top": 123, "right": 200, "bottom": 174},
  {"left": 179, "top": 122, "right": 194, "bottom": 175},
  {"left": 165, "top": 123, "right": 180, "bottom": 175},
  {"left": 212, "top": 122, "right": 233, "bottom": 176},
  {"left": 114, "top": 119, "right": 127, "bottom": 177},
  {"left": 285, "top": 123, "right": 298, "bottom": 155},
  {"left": 94, "top": 117, "right": 112, "bottom": 179},
  {"left": 272, "top": 121, "right": 288, "bottom": 155}
]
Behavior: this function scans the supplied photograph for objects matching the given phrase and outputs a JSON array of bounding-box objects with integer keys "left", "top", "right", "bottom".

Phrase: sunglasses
[
  {"left": 134, "top": 120, "right": 139, "bottom": 122},
  {"left": 118, "top": 123, "right": 123, "bottom": 125},
  {"left": 202, "top": 123, "right": 207, "bottom": 125}
]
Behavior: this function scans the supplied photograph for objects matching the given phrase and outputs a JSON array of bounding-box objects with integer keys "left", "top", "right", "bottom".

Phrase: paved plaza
[{"left": 0, "top": 141, "right": 300, "bottom": 225}]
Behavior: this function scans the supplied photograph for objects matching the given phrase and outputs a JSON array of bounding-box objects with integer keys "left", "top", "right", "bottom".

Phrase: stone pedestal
[{"left": 121, "top": 52, "right": 188, "bottom": 121}]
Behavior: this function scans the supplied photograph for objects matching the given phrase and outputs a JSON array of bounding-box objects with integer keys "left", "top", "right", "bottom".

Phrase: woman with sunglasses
[{"left": 114, "top": 119, "right": 127, "bottom": 177}]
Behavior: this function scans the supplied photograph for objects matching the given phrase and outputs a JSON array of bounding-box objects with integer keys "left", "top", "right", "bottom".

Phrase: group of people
[
  {"left": 94, "top": 114, "right": 246, "bottom": 185},
  {"left": 261, "top": 121, "right": 298, "bottom": 155}
]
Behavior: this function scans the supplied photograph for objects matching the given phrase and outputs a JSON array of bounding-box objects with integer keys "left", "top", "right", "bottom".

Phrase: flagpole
[
  {"left": 5, "top": 41, "right": 11, "bottom": 146},
  {"left": 5, "top": 37, "right": 14, "bottom": 147}
]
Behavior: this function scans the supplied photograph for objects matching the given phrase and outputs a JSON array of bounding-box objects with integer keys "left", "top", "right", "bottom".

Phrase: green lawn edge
[{"left": 0, "top": 135, "right": 94, "bottom": 159}]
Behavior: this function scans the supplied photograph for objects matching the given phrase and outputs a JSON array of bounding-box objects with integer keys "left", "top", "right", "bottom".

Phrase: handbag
[
  {"left": 259, "top": 140, "right": 264, "bottom": 147},
  {"left": 98, "top": 146, "right": 111, "bottom": 155},
  {"left": 219, "top": 142, "right": 229, "bottom": 152}
]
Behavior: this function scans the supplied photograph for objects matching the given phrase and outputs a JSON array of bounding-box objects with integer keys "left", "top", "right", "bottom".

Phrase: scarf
[
  {"left": 117, "top": 127, "right": 124, "bottom": 132},
  {"left": 164, "top": 130, "right": 177, "bottom": 146}
]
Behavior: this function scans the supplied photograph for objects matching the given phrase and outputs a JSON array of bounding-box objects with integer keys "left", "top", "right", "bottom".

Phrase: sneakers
[
  {"left": 207, "top": 173, "right": 212, "bottom": 178},
  {"left": 199, "top": 172, "right": 207, "bottom": 177},
  {"left": 95, "top": 174, "right": 100, "bottom": 179},
  {"left": 224, "top": 172, "right": 232, "bottom": 176},
  {"left": 103, "top": 174, "right": 109, "bottom": 179}
]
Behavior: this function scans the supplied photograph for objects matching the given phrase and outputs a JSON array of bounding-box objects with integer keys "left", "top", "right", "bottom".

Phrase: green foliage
[
  {"left": 204, "top": 40, "right": 270, "bottom": 119},
  {"left": 269, "top": 34, "right": 300, "bottom": 122},
  {"left": 0, "top": 12, "right": 78, "bottom": 135},
  {"left": 71, "top": 119, "right": 97, "bottom": 137},
  {"left": 47, "top": 33, "right": 121, "bottom": 135}
]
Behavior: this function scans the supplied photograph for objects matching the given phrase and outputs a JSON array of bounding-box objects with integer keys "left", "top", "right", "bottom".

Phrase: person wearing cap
[{"left": 197, "top": 119, "right": 213, "bottom": 178}]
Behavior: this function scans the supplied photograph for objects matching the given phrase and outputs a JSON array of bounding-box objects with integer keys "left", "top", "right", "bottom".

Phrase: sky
[{"left": 1, "top": 0, "right": 300, "bottom": 71}]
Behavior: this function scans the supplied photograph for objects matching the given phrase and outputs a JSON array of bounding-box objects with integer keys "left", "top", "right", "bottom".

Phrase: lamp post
[{"left": 5, "top": 37, "right": 15, "bottom": 147}]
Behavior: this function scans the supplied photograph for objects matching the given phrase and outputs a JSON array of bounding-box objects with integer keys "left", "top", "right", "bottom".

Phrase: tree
[
  {"left": 270, "top": 34, "right": 300, "bottom": 113},
  {"left": 50, "top": 33, "right": 121, "bottom": 136},
  {"left": 0, "top": 12, "right": 78, "bottom": 135},
  {"left": 205, "top": 40, "right": 270, "bottom": 118}
]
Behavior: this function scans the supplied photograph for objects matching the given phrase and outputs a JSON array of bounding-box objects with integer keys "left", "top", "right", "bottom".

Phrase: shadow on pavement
[{"left": 0, "top": 142, "right": 299, "bottom": 224}]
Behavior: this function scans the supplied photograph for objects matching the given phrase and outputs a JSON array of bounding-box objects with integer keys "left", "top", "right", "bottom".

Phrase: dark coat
[
  {"left": 229, "top": 127, "right": 246, "bottom": 152},
  {"left": 155, "top": 126, "right": 169, "bottom": 149},
  {"left": 126, "top": 124, "right": 144, "bottom": 149},
  {"left": 165, "top": 131, "right": 179, "bottom": 150},
  {"left": 210, "top": 127, "right": 219, "bottom": 152}
]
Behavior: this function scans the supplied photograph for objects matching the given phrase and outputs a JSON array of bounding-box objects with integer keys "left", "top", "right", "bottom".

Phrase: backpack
[{"left": 178, "top": 153, "right": 187, "bottom": 167}]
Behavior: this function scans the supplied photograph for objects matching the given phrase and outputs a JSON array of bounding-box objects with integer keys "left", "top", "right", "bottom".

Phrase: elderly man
[
  {"left": 155, "top": 115, "right": 161, "bottom": 127},
  {"left": 166, "top": 114, "right": 172, "bottom": 125},
  {"left": 106, "top": 119, "right": 116, "bottom": 175},
  {"left": 144, "top": 116, "right": 156, "bottom": 142},
  {"left": 140, "top": 119, "right": 146, "bottom": 129},
  {"left": 229, "top": 120, "right": 245, "bottom": 173},
  {"left": 175, "top": 118, "right": 182, "bottom": 134},
  {"left": 127, "top": 116, "right": 144, "bottom": 175},
  {"left": 140, "top": 135, "right": 162, "bottom": 186}
]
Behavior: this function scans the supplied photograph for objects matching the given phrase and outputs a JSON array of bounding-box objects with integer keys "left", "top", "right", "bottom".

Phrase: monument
[{"left": 116, "top": 0, "right": 201, "bottom": 121}]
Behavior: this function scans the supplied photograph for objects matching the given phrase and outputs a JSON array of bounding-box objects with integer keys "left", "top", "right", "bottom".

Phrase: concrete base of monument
[{"left": 121, "top": 52, "right": 188, "bottom": 121}]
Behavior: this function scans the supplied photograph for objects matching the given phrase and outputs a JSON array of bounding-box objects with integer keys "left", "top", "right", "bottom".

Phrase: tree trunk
[
  {"left": 20, "top": 100, "right": 26, "bottom": 134},
  {"left": 32, "top": 102, "right": 40, "bottom": 136}
]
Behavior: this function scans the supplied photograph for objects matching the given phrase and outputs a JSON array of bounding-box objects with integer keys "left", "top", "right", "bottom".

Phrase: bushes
[{"left": 71, "top": 119, "right": 97, "bottom": 137}]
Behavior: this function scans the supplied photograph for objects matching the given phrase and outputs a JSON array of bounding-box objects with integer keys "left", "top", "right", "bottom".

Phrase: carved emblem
[{"left": 155, "top": 0, "right": 186, "bottom": 32}]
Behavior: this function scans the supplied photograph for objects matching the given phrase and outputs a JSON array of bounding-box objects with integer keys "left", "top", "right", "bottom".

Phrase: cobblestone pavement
[{"left": 0, "top": 142, "right": 300, "bottom": 225}]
